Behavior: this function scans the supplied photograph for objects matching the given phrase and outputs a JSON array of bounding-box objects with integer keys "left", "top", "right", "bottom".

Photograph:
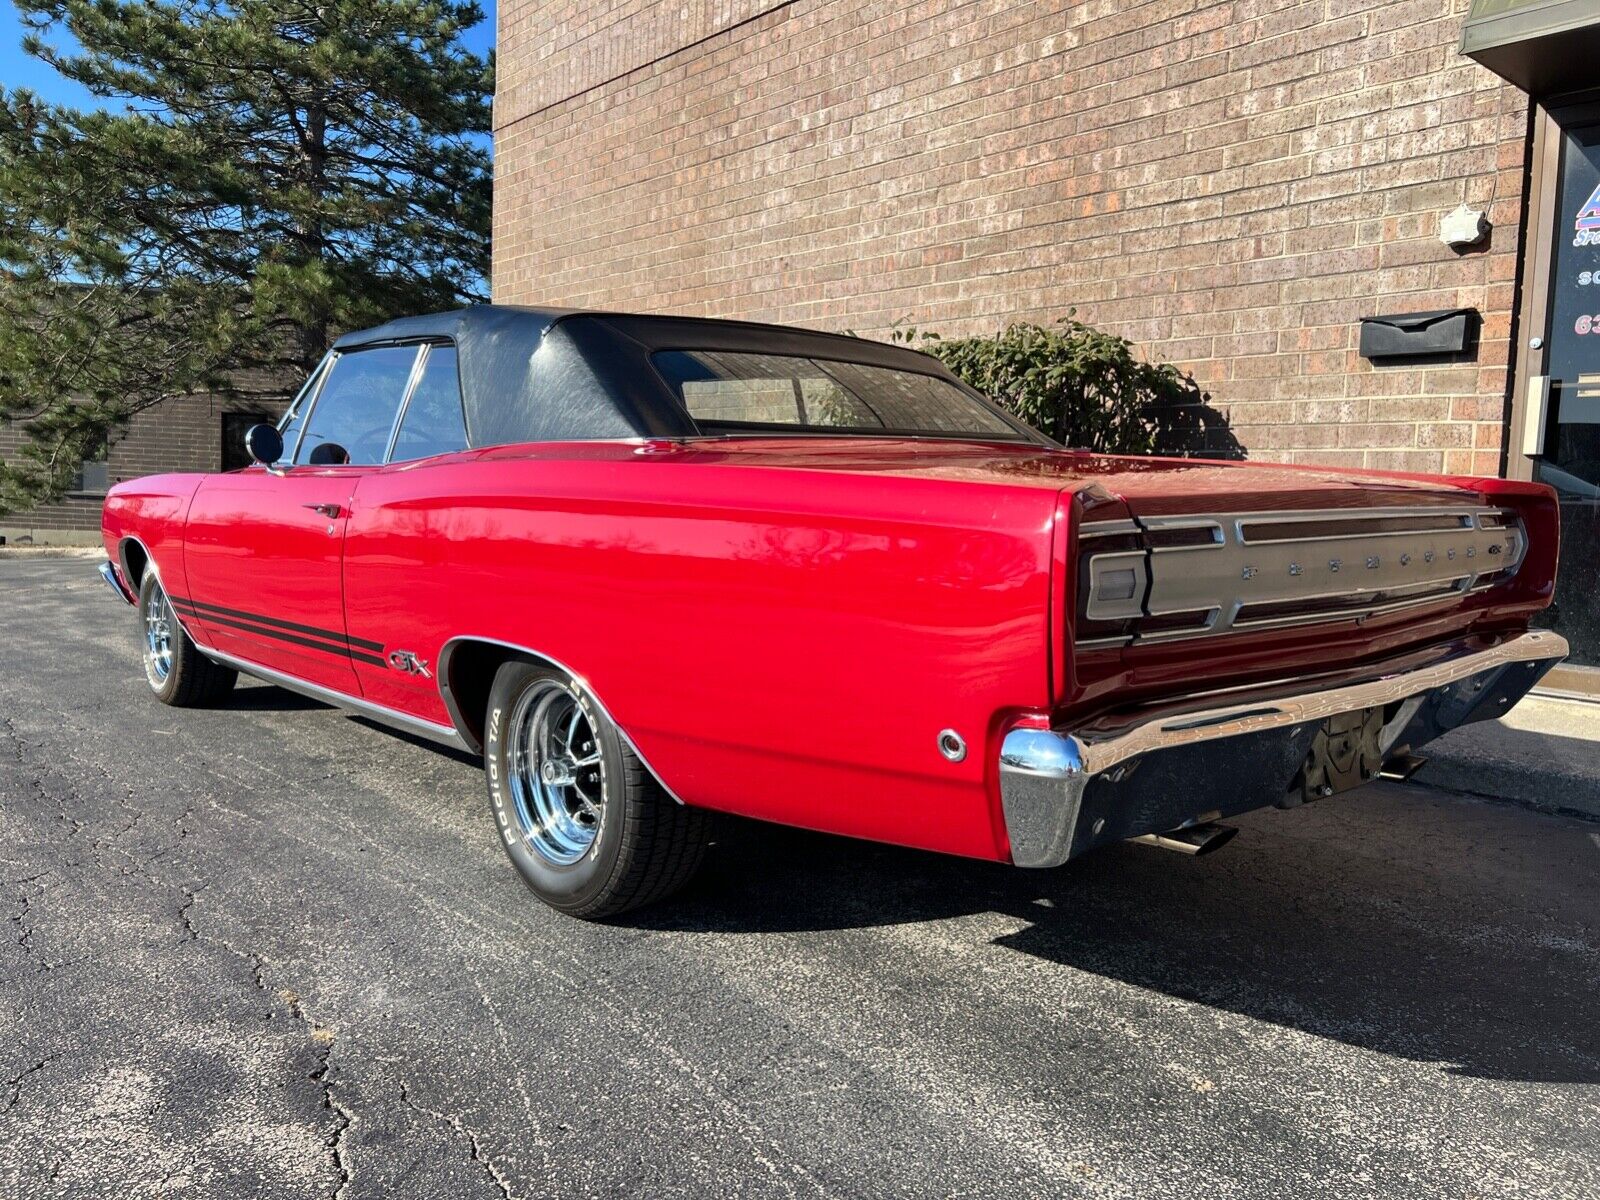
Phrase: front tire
[
  {"left": 137, "top": 572, "right": 237, "bottom": 707},
  {"left": 483, "top": 660, "right": 708, "bottom": 919}
]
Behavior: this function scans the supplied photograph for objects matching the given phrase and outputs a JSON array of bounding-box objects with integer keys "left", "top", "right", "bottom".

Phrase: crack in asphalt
[
  {"left": 396, "top": 1080, "right": 515, "bottom": 1200},
  {"left": 183, "top": 890, "right": 354, "bottom": 1198},
  {"left": 4, "top": 699, "right": 531, "bottom": 1198},
  {"left": 7, "top": 870, "right": 49, "bottom": 966},
  {"left": 11, "top": 888, "right": 37, "bottom": 955},
  {"left": 176, "top": 881, "right": 202, "bottom": 933},
  {"left": 0, "top": 712, "right": 85, "bottom": 845},
  {"left": 5, "top": 690, "right": 357, "bottom": 1196},
  {"left": 5, "top": 1054, "right": 57, "bottom": 1112},
  {"left": 303, "top": 1014, "right": 354, "bottom": 1200},
  {"left": 5, "top": 871, "right": 54, "bottom": 962},
  {"left": 5, "top": 704, "right": 197, "bottom": 879}
]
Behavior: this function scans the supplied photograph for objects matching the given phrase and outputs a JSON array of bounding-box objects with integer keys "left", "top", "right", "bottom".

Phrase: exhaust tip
[
  {"left": 1379, "top": 751, "right": 1428, "bottom": 781},
  {"left": 1131, "top": 821, "right": 1238, "bottom": 857}
]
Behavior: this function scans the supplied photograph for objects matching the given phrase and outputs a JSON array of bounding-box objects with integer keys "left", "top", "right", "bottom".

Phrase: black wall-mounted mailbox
[{"left": 1359, "top": 308, "right": 1477, "bottom": 360}]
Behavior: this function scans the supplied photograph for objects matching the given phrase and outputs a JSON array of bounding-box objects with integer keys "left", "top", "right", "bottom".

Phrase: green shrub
[{"left": 887, "top": 315, "right": 1210, "bottom": 455}]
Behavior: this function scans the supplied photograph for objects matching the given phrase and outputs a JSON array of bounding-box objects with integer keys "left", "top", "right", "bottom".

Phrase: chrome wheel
[
  {"left": 143, "top": 578, "right": 175, "bottom": 684},
  {"left": 506, "top": 679, "right": 605, "bottom": 866}
]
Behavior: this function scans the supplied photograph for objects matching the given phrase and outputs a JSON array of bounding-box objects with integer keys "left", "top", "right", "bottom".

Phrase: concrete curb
[
  {"left": 0, "top": 546, "right": 103, "bottom": 559},
  {"left": 1411, "top": 693, "right": 1600, "bottom": 820}
]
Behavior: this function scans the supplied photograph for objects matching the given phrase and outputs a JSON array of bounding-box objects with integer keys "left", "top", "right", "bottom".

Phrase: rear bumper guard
[
  {"left": 99, "top": 560, "right": 136, "bottom": 605},
  {"left": 999, "top": 630, "right": 1568, "bottom": 868}
]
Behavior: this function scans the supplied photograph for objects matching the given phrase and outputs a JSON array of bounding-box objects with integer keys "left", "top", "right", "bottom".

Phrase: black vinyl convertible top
[{"left": 332, "top": 305, "right": 1043, "bottom": 448}]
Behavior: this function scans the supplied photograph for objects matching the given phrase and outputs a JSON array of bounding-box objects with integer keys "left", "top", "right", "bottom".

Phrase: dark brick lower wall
[{"left": 0, "top": 393, "right": 284, "bottom": 541}]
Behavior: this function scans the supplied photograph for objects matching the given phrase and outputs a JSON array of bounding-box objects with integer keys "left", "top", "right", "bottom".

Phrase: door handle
[{"left": 303, "top": 503, "right": 344, "bottom": 519}]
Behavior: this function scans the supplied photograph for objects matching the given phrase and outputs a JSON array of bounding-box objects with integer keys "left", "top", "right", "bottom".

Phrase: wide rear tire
[
  {"left": 137, "top": 572, "right": 237, "bottom": 707},
  {"left": 483, "top": 659, "right": 708, "bottom": 919}
]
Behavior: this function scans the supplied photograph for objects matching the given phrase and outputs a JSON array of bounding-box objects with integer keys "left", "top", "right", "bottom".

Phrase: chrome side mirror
[{"left": 244, "top": 423, "right": 284, "bottom": 467}]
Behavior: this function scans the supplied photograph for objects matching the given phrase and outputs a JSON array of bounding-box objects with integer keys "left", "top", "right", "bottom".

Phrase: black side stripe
[
  {"left": 170, "top": 594, "right": 385, "bottom": 652},
  {"left": 170, "top": 600, "right": 388, "bottom": 669}
]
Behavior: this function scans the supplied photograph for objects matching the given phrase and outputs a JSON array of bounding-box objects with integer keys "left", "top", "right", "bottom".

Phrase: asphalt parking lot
[{"left": 2, "top": 556, "right": 1598, "bottom": 1199}]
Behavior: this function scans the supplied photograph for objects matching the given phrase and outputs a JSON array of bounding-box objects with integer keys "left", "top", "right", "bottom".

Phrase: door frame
[{"left": 1508, "top": 95, "right": 1600, "bottom": 698}]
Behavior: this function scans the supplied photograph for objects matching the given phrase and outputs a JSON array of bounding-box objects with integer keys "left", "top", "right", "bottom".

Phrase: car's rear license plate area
[{"left": 1300, "top": 706, "right": 1387, "bottom": 800}]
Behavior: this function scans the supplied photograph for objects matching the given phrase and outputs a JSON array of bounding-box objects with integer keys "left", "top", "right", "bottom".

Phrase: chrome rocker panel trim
[
  {"left": 101, "top": 555, "right": 680, "bottom": 785},
  {"left": 1000, "top": 629, "right": 1568, "bottom": 868},
  {"left": 199, "top": 646, "right": 469, "bottom": 751},
  {"left": 101, "top": 542, "right": 463, "bottom": 750}
]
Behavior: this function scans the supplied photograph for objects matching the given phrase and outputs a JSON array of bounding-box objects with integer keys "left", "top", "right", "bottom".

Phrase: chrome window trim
[
  {"left": 280, "top": 351, "right": 338, "bottom": 467},
  {"left": 276, "top": 352, "right": 333, "bottom": 437},
  {"left": 381, "top": 343, "right": 432, "bottom": 465},
  {"left": 291, "top": 343, "right": 425, "bottom": 467},
  {"left": 383, "top": 341, "right": 470, "bottom": 464}
]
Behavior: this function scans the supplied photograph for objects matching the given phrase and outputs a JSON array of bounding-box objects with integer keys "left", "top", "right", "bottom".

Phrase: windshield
[{"left": 652, "top": 349, "right": 1028, "bottom": 440}]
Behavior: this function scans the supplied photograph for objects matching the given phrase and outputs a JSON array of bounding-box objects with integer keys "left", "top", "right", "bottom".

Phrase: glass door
[{"left": 1525, "top": 105, "right": 1600, "bottom": 680}]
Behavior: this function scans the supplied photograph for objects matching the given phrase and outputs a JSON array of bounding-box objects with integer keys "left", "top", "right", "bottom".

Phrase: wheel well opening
[
  {"left": 440, "top": 639, "right": 688, "bottom": 807},
  {"left": 442, "top": 640, "right": 542, "bottom": 753},
  {"left": 120, "top": 539, "right": 149, "bottom": 589}
]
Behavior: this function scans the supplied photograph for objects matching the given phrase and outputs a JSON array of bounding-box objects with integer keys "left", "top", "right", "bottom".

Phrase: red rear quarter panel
[{"left": 342, "top": 442, "right": 1063, "bottom": 861}]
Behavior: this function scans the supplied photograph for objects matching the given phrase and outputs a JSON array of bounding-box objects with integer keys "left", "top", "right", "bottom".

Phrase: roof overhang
[{"left": 1461, "top": 0, "right": 1600, "bottom": 98}]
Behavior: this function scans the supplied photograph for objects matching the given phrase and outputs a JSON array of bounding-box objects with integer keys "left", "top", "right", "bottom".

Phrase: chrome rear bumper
[{"left": 999, "top": 630, "right": 1568, "bottom": 867}]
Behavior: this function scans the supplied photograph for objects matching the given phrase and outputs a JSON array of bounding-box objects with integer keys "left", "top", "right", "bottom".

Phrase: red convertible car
[{"left": 99, "top": 306, "right": 1566, "bottom": 917}]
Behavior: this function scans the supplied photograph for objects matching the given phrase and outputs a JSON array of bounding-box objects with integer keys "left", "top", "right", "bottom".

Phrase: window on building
[
  {"left": 221, "top": 412, "right": 274, "bottom": 472},
  {"left": 294, "top": 344, "right": 420, "bottom": 465},
  {"left": 69, "top": 439, "right": 110, "bottom": 495},
  {"left": 390, "top": 345, "right": 469, "bottom": 461}
]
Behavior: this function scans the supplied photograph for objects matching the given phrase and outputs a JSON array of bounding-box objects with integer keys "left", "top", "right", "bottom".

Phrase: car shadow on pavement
[
  {"left": 230, "top": 683, "right": 484, "bottom": 764},
  {"left": 226, "top": 682, "right": 330, "bottom": 712},
  {"left": 631, "top": 802, "right": 1600, "bottom": 1086}
]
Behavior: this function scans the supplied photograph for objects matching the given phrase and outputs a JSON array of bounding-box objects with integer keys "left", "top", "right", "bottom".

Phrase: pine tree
[{"left": 0, "top": 1, "right": 492, "bottom": 512}]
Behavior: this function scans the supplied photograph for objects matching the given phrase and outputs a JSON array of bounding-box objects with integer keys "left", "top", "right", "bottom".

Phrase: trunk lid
[
  {"left": 1058, "top": 454, "right": 1555, "bottom": 714},
  {"left": 656, "top": 437, "right": 1495, "bottom": 508}
]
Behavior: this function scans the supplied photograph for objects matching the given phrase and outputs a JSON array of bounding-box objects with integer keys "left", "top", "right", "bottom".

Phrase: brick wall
[
  {"left": 0, "top": 393, "right": 281, "bottom": 540},
  {"left": 494, "top": 0, "right": 1530, "bottom": 474}
]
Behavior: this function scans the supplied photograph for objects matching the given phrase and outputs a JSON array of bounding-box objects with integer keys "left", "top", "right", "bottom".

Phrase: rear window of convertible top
[{"left": 651, "top": 349, "right": 1026, "bottom": 440}]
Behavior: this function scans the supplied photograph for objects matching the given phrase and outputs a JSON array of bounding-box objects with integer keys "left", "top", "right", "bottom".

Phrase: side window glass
[
  {"left": 390, "top": 346, "right": 468, "bottom": 461},
  {"left": 295, "top": 345, "right": 419, "bottom": 465}
]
